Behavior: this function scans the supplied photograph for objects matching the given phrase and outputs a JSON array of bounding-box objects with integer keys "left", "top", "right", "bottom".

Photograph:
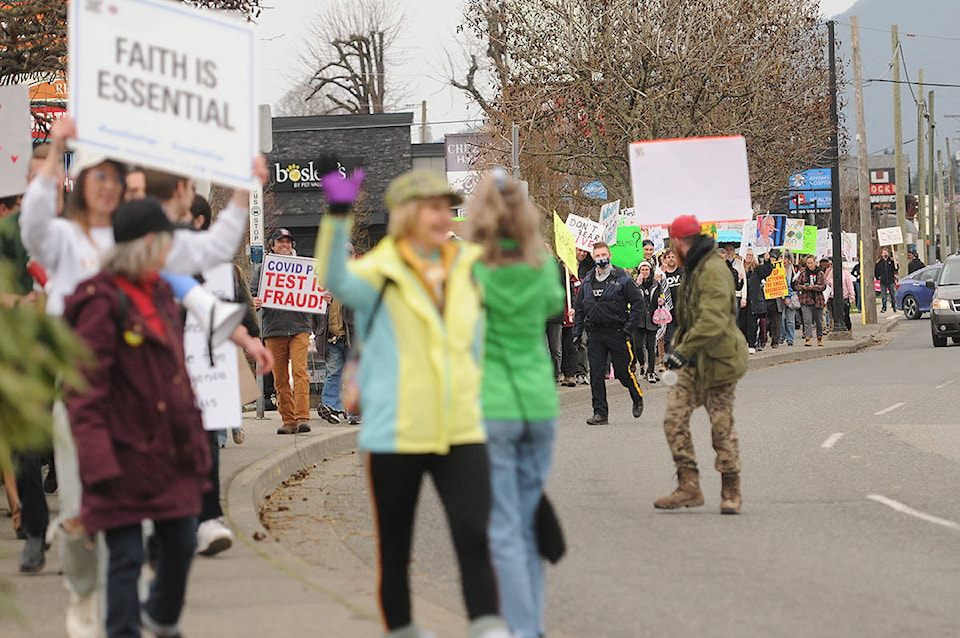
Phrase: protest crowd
[{"left": 0, "top": 8, "right": 897, "bottom": 638}]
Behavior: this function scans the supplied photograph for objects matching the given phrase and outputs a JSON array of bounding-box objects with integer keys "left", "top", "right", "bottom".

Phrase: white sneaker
[
  {"left": 748, "top": 347, "right": 756, "bottom": 354},
  {"left": 197, "top": 518, "right": 233, "bottom": 556}
]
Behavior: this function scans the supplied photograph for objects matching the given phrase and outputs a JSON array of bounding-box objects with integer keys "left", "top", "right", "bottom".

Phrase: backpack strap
[{"left": 364, "top": 278, "right": 392, "bottom": 338}]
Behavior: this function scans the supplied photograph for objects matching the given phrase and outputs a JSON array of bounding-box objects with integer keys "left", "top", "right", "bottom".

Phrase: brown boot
[
  {"left": 817, "top": 336, "right": 823, "bottom": 347},
  {"left": 720, "top": 472, "right": 742, "bottom": 514},
  {"left": 654, "top": 467, "right": 705, "bottom": 509},
  {"left": 804, "top": 337, "right": 811, "bottom": 347}
]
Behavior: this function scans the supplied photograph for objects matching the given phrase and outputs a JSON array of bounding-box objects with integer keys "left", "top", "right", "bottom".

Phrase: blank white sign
[{"left": 629, "top": 136, "right": 753, "bottom": 227}]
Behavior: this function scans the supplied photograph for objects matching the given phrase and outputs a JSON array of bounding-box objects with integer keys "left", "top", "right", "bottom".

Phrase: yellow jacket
[{"left": 313, "top": 215, "right": 485, "bottom": 454}]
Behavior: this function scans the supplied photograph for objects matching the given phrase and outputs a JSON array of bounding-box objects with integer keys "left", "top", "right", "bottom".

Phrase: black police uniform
[{"left": 573, "top": 264, "right": 645, "bottom": 421}]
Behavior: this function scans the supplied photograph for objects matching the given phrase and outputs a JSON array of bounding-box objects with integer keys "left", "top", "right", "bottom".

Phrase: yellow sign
[
  {"left": 553, "top": 212, "right": 578, "bottom": 275},
  {"left": 764, "top": 261, "right": 789, "bottom": 299}
]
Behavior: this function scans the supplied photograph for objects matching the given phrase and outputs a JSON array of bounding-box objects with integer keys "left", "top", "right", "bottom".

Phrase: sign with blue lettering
[{"left": 789, "top": 169, "right": 831, "bottom": 190}]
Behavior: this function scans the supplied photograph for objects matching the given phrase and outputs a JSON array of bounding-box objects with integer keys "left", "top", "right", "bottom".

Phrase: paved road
[{"left": 267, "top": 319, "right": 960, "bottom": 637}]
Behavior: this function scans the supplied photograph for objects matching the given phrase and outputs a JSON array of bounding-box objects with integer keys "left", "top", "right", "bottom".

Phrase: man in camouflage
[{"left": 655, "top": 215, "right": 748, "bottom": 514}]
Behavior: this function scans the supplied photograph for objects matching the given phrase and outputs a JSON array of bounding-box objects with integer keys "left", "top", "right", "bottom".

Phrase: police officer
[
  {"left": 573, "top": 241, "right": 645, "bottom": 425},
  {"left": 654, "top": 215, "right": 748, "bottom": 514}
]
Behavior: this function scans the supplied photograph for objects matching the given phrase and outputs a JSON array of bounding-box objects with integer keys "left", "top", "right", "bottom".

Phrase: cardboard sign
[
  {"left": 877, "top": 226, "right": 904, "bottom": 246},
  {"left": 553, "top": 212, "right": 578, "bottom": 275},
  {"left": 0, "top": 85, "right": 32, "bottom": 198},
  {"left": 618, "top": 206, "right": 637, "bottom": 227},
  {"left": 801, "top": 225, "right": 818, "bottom": 255},
  {"left": 764, "top": 261, "right": 789, "bottom": 299},
  {"left": 565, "top": 214, "right": 603, "bottom": 251},
  {"left": 183, "top": 264, "right": 241, "bottom": 431},
  {"left": 643, "top": 226, "right": 666, "bottom": 254},
  {"left": 628, "top": 136, "right": 753, "bottom": 226},
  {"left": 783, "top": 219, "right": 805, "bottom": 250},
  {"left": 842, "top": 233, "right": 858, "bottom": 262},
  {"left": 816, "top": 228, "right": 831, "bottom": 259},
  {"left": 611, "top": 226, "right": 643, "bottom": 269},
  {"left": 599, "top": 200, "right": 621, "bottom": 245},
  {"left": 257, "top": 254, "right": 329, "bottom": 314},
  {"left": 68, "top": 0, "right": 258, "bottom": 189},
  {"left": 755, "top": 214, "right": 786, "bottom": 249},
  {"left": 739, "top": 220, "right": 759, "bottom": 257}
]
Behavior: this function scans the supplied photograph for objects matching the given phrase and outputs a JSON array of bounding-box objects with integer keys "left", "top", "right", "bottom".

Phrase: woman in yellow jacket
[{"left": 314, "top": 167, "right": 510, "bottom": 638}]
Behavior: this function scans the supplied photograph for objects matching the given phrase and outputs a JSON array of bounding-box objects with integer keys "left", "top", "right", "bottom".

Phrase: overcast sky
[{"left": 252, "top": 0, "right": 859, "bottom": 141}]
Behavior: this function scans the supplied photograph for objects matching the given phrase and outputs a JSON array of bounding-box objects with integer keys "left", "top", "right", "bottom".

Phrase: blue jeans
[
  {"left": 485, "top": 419, "right": 556, "bottom": 638},
  {"left": 782, "top": 306, "right": 796, "bottom": 344},
  {"left": 321, "top": 339, "right": 347, "bottom": 411},
  {"left": 105, "top": 516, "right": 197, "bottom": 638}
]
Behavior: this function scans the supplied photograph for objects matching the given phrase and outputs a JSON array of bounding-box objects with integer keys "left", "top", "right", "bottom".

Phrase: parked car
[
  {"left": 928, "top": 255, "right": 960, "bottom": 347},
  {"left": 896, "top": 263, "right": 942, "bottom": 320}
]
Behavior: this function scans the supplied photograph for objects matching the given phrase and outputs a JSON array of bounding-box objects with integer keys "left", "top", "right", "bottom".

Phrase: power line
[
  {"left": 838, "top": 20, "right": 960, "bottom": 43},
  {"left": 866, "top": 78, "right": 960, "bottom": 89}
]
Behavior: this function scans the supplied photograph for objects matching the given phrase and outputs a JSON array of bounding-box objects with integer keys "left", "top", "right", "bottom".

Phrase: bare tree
[
  {"left": 300, "top": 0, "right": 407, "bottom": 114},
  {"left": 274, "top": 80, "right": 337, "bottom": 117},
  {"left": 0, "top": 0, "right": 262, "bottom": 85},
  {"left": 451, "top": 0, "right": 836, "bottom": 217}
]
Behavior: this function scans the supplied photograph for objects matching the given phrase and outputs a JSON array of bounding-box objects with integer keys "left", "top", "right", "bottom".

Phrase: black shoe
[
  {"left": 19, "top": 536, "right": 46, "bottom": 573},
  {"left": 316, "top": 404, "right": 341, "bottom": 424},
  {"left": 632, "top": 397, "right": 644, "bottom": 418},
  {"left": 264, "top": 395, "right": 278, "bottom": 411},
  {"left": 43, "top": 467, "right": 58, "bottom": 494},
  {"left": 586, "top": 414, "right": 608, "bottom": 425}
]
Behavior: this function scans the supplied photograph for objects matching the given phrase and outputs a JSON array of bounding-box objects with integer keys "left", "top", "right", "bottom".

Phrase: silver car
[{"left": 928, "top": 254, "right": 960, "bottom": 347}]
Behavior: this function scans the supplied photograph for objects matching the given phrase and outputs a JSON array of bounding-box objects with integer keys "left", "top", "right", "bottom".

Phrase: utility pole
[
  {"left": 948, "top": 136, "right": 957, "bottom": 255},
  {"left": 938, "top": 150, "right": 948, "bottom": 256},
  {"left": 420, "top": 100, "right": 428, "bottom": 144},
  {"left": 832, "top": 20, "right": 854, "bottom": 335},
  {"left": 892, "top": 25, "right": 908, "bottom": 278},
  {"left": 928, "top": 90, "right": 936, "bottom": 260},
  {"left": 848, "top": 18, "right": 873, "bottom": 328},
  {"left": 917, "top": 70, "right": 927, "bottom": 262}
]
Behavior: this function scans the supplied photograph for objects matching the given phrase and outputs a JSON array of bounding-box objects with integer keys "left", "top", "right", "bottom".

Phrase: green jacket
[
  {"left": 672, "top": 235, "right": 748, "bottom": 388},
  {"left": 0, "top": 211, "right": 33, "bottom": 295},
  {"left": 474, "top": 257, "right": 565, "bottom": 421}
]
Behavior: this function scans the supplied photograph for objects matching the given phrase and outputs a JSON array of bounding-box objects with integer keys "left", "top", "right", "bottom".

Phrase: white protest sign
[
  {"left": 258, "top": 254, "right": 329, "bottom": 314},
  {"left": 643, "top": 226, "right": 666, "bottom": 254},
  {"left": 599, "top": 199, "right": 621, "bottom": 245},
  {"left": 184, "top": 264, "right": 241, "bottom": 431},
  {"left": 68, "top": 0, "right": 258, "bottom": 189},
  {"left": 0, "top": 85, "right": 32, "bottom": 198},
  {"left": 816, "top": 228, "right": 831, "bottom": 259},
  {"left": 877, "top": 226, "right": 903, "bottom": 246},
  {"left": 565, "top": 214, "right": 603, "bottom": 251},
  {"left": 628, "top": 136, "right": 753, "bottom": 227},
  {"left": 842, "top": 232, "right": 858, "bottom": 262},
  {"left": 618, "top": 206, "right": 637, "bottom": 227},
  {"left": 739, "top": 220, "right": 758, "bottom": 257},
  {"left": 783, "top": 219, "right": 805, "bottom": 251}
]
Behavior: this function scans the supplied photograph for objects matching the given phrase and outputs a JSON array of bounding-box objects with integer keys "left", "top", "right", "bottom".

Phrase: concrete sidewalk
[{"left": 0, "top": 311, "right": 903, "bottom": 637}]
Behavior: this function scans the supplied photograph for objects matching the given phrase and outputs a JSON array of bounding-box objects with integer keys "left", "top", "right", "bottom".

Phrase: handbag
[
  {"left": 342, "top": 279, "right": 391, "bottom": 416},
  {"left": 536, "top": 493, "right": 566, "bottom": 564},
  {"left": 787, "top": 293, "right": 801, "bottom": 310}
]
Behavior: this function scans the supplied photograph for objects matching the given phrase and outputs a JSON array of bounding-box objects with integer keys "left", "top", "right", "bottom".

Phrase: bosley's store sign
[{"left": 270, "top": 159, "right": 358, "bottom": 191}]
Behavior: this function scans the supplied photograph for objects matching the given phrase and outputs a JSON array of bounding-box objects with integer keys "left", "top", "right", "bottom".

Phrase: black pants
[
  {"left": 201, "top": 430, "right": 221, "bottom": 523},
  {"left": 587, "top": 327, "right": 643, "bottom": 418},
  {"left": 545, "top": 322, "right": 562, "bottom": 379},
  {"left": 106, "top": 516, "right": 196, "bottom": 638},
  {"left": 745, "top": 312, "right": 763, "bottom": 348},
  {"left": 14, "top": 452, "right": 48, "bottom": 539},
  {"left": 664, "top": 320, "right": 677, "bottom": 354},
  {"left": 633, "top": 328, "right": 658, "bottom": 374},
  {"left": 368, "top": 444, "right": 498, "bottom": 630},
  {"left": 766, "top": 304, "right": 782, "bottom": 347},
  {"left": 560, "top": 326, "right": 581, "bottom": 377}
]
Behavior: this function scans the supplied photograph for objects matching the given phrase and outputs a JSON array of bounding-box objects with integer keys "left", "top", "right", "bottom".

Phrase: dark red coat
[{"left": 63, "top": 271, "right": 210, "bottom": 533}]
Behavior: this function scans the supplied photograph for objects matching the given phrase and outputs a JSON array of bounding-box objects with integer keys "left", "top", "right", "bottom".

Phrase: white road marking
[
  {"left": 867, "top": 495, "right": 960, "bottom": 531},
  {"left": 935, "top": 379, "right": 955, "bottom": 390},
  {"left": 874, "top": 402, "right": 905, "bottom": 416},
  {"left": 821, "top": 433, "right": 844, "bottom": 449}
]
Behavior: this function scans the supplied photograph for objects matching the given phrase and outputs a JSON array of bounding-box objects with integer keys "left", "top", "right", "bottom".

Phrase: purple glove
[{"left": 322, "top": 168, "right": 366, "bottom": 208}]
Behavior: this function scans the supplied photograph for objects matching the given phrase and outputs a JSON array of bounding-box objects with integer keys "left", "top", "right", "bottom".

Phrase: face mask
[{"left": 595, "top": 257, "right": 610, "bottom": 269}]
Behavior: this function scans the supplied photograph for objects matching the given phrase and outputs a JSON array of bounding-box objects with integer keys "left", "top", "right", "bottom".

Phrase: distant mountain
[{"left": 836, "top": 0, "right": 960, "bottom": 172}]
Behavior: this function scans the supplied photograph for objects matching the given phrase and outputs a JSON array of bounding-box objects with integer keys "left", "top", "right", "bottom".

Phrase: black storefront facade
[{"left": 263, "top": 112, "right": 414, "bottom": 256}]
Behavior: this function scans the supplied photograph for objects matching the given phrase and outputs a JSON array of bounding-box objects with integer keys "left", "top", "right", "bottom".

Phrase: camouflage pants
[{"left": 662, "top": 367, "right": 741, "bottom": 474}]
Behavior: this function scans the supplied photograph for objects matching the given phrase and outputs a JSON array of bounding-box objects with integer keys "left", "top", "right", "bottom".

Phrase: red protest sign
[{"left": 258, "top": 254, "right": 329, "bottom": 314}]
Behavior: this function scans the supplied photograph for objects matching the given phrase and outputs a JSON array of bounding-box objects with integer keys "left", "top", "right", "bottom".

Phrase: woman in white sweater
[{"left": 20, "top": 116, "right": 264, "bottom": 637}]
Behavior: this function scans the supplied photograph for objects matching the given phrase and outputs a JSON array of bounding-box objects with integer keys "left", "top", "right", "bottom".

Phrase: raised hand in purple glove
[{"left": 322, "top": 168, "right": 366, "bottom": 213}]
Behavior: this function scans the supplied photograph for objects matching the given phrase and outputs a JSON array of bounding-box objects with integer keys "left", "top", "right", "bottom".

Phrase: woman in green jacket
[{"left": 465, "top": 168, "right": 565, "bottom": 638}]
